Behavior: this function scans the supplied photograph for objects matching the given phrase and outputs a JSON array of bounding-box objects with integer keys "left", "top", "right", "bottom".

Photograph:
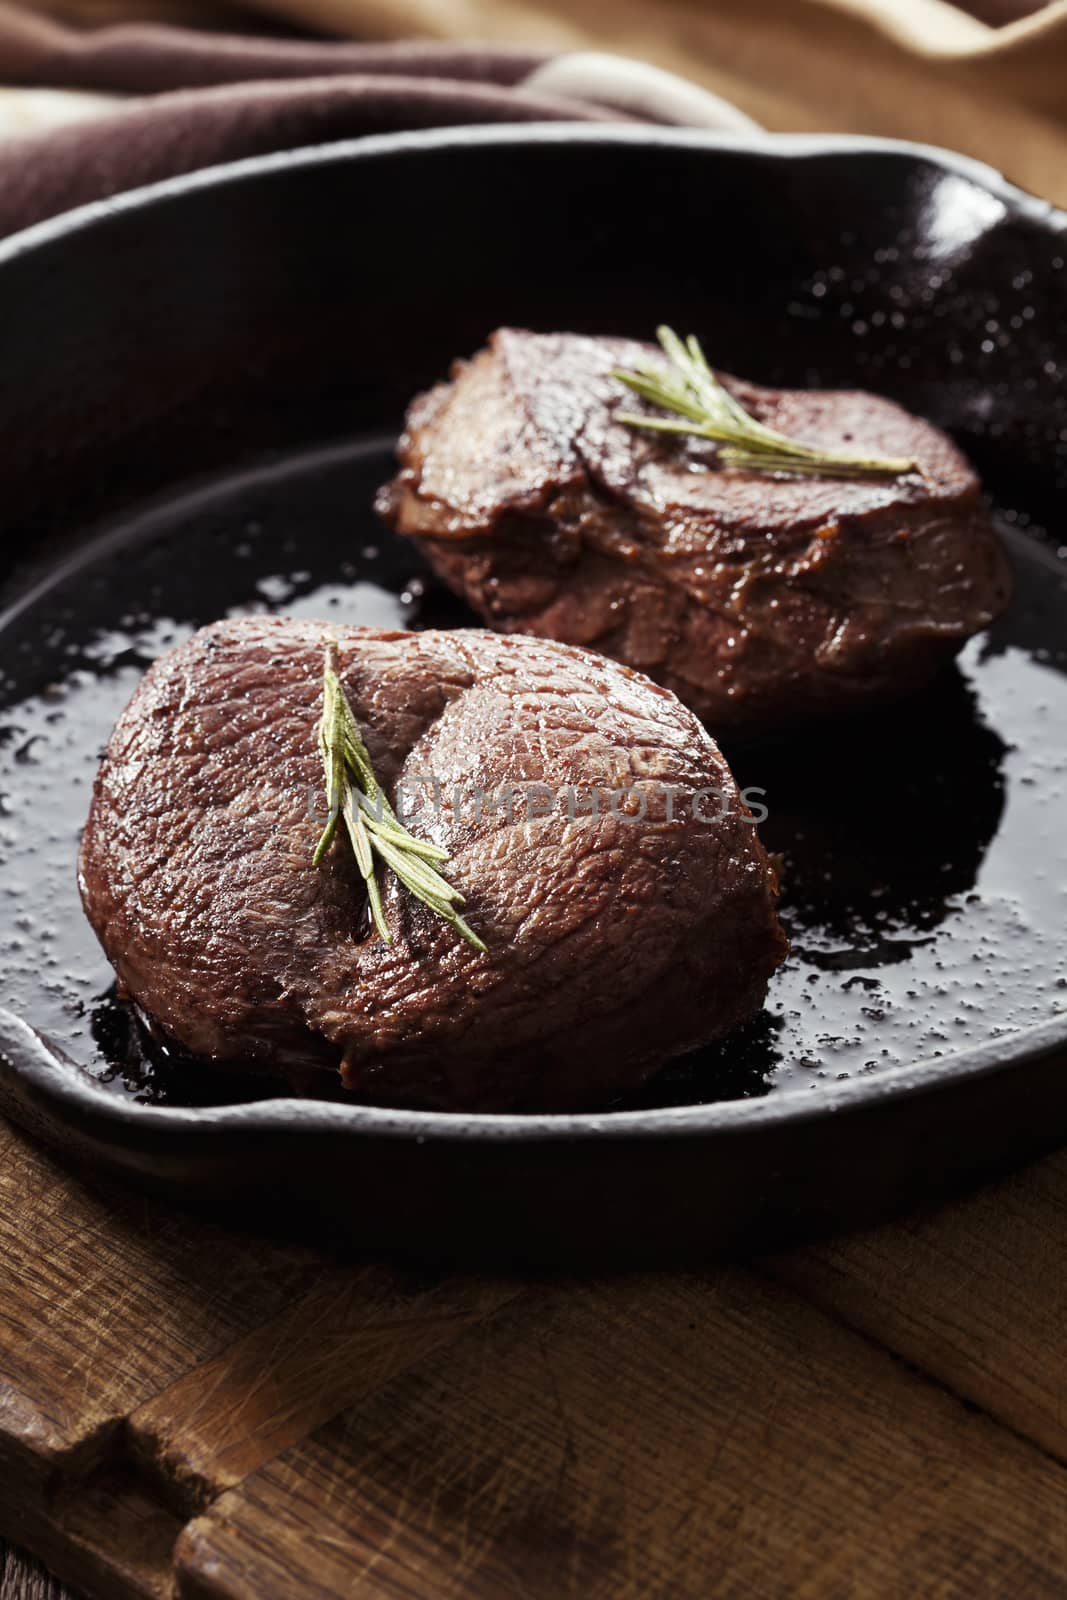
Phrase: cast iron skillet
[{"left": 0, "top": 127, "right": 1065, "bottom": 1264}]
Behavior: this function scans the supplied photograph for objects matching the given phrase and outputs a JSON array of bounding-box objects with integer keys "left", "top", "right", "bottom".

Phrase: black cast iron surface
[{"left": 0, "top": 128, "right": 1064, "bottom": 1261}]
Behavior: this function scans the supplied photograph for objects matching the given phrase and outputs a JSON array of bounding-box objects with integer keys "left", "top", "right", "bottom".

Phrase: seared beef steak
[
  {"left": 80, "top": 619, "right": 786, "bottom": 1111},
  {"left": 377, "top": 330, "right": 1012, "bottom": 733}
]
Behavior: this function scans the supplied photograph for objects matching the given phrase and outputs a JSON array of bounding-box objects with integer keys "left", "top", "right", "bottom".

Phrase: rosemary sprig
[
  {"left": 613, "top": 326, "right": 917, "bottom": 479},
  {"left": 312, "top": 640, "right": 486, "bottom": 952}
]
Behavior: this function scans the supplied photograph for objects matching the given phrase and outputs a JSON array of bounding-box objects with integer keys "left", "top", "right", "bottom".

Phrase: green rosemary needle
[
  {"left": 613, "top": 326, "right": 917, "bottom": 479},
  {"left": 312, "top": 640, "right": 486, "bottom": 952}
]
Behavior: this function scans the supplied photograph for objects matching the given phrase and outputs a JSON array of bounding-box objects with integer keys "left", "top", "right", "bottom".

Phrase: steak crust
[
  {"left": 80, "top": 618, "right": 787, "bottom": 1111},
  {"left": 377, "top": 330, "right": 1012, "bottom": 732}
]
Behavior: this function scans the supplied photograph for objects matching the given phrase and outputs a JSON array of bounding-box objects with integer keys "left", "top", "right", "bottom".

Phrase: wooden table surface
[
  {"left": 1, "top": 1548, "right": 66, "bottom": 1600},
  {"left": 0, "top": 1111, "right": 1065, "bottom": 1600}
]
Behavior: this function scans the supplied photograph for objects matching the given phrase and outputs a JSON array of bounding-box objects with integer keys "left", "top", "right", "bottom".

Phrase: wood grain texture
[
  {"left": 0, "top": 1122, "right": 320, "bottom": 1468},
  {"left": 174, "top": 1267, "right": 1067, "bottom": 1600},
  {"left": 0, "top": 1546, "right": 74, "bottom": 1600},
  {"left": 127, "top": 1268, "right": 521, "bottom": 1510},
  {"left": 0, "top": 1109, "right": 1066, "bottom": 1599},
  {"left": 766, "top": 1146, "right": 1067, "bottom": 1462},
  {"left": 0, "top": 1117, "right": 337, "bottom": 1600}
]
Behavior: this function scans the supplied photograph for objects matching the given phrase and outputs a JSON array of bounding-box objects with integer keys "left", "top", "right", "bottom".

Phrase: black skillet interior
[{"left": 0, "top": 128, "right": 1065, "bottom": 1263}]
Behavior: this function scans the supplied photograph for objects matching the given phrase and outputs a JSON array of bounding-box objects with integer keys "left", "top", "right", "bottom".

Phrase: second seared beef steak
[
  {"left": 377, "top": 330, "right": 1012, "bottom": 733},
  {"left": 79, "top": 619, "right": 787, "bottom": 1111}
]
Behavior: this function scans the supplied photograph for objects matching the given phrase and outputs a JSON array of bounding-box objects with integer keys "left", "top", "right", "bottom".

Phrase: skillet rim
[
  {"left": 0, "top": 123, "right": 1064, "bottom": 1144},
  {"left": 0, "top": 124, "right": 1064, "bottom": 273},
  {"left": 1, "top": 1009, "right": 1067, "bottom": 1144}
]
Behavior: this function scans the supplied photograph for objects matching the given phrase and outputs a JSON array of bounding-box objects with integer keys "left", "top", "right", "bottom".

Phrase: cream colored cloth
[
  {"left": 0, "top": 82, "right": 118, "bottom": 128},
  {"left": 3, "top": 0, "right": 1067, "bottom": 204}
]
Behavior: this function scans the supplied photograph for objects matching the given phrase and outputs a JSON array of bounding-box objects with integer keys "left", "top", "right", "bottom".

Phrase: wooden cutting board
[{"left": 1, "top": 1110, "right": 1066, "bottom": 1600}]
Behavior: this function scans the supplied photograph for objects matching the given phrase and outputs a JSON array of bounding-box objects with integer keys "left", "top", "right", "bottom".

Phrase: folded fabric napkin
[
  {"left": 0, "top": 8, "right": 770, "bottom": 236},
  {"left": 0, "top": 0, "right": 1064, "bottom": 245}
]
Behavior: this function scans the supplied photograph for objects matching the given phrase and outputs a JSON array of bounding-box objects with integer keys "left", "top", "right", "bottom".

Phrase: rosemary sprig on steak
[
  {"left": 613, "top": 326, "right": 917, "bottom": 478},
  {"left": 313, "top": 640, "right": 486, "bottom": 951}
]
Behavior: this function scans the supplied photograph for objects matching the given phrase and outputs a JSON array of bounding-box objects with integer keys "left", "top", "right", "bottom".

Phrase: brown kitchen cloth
[
  {"left": 1, "top": 0, "right": 1067, "bottom": 243},
  {"left": 0, "top": 21, "right": 634, "bottom": 236}
]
